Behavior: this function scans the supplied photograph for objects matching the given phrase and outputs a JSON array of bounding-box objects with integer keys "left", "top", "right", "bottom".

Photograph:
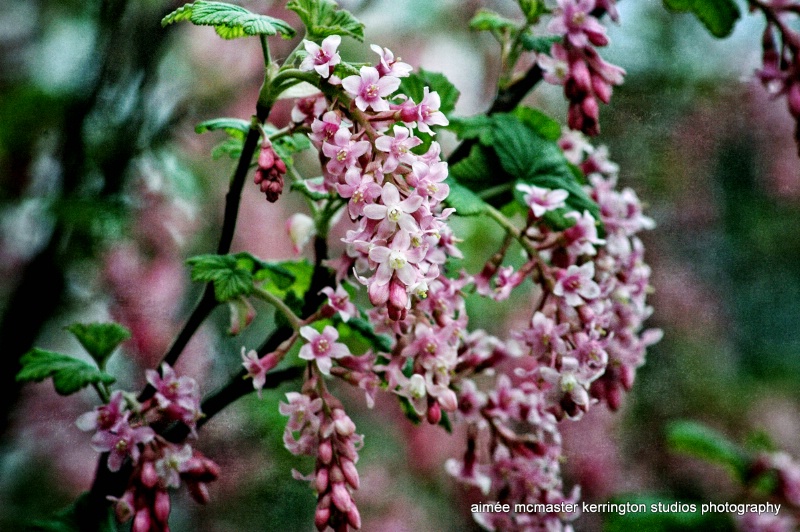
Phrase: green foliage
[
  {"left": 162, "top": 1, "right": 296, "bottom": 40},
  {"left": 16, "top": 349, "right": 116, "bottom": 396},
  {"left": 65, "top": 322, "right": 131, "bottom": 368},
  {"left": 518, "top": 0, "right": 548, "bottom": 22},
  {"left": 291, "top": 177, "right": 331, "bottom": 201},
  {"left": 188, "top": 254, "right": 255, "bottom": 302},
  {"left": 211, "top": 137, "right": 243, "bottom": 159},
  {"left": 603, "top": 494, "right": 734, "bottom": 532},
  {"left": 519, "top": 33, "right": 560, "bottom": 53},
  {"left": 398, "top": 69, "right": 460, "bottom": 117},
  {"left": 272, "top": 131, "right": 312, "bottom": 167},
  {"left": 662, "top": 0, "right": 740, "bottom": 38},
  {"left": 24, "top": 492, "right": 117, "bottom": 532},
  {"left": 195, "top": 117, "right": 251, "bottom": 139},
  {"left": 446, "top": 108, "right": 600, "bottom": 227},
  {"left": 666, "top": 420, "right": 749, "bottom": 481},
  {"left": 287, "top": 0, "right": 365, "bottom": 42},
  {"left": 469, "top": 9, "right": 518, "bottom": 33},
  {"left": 342, "top": 316, "right": 394, "bottom": 353}
]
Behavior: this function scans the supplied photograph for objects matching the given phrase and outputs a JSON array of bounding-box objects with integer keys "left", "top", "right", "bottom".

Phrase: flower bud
[
  {"left": 341, "top": 458, "right": 360, "bottom": 490},
  {"left": 329, "top": 464, "right": 345, "bottom": 484},
  {"left": 347, "top": 504, "right": 362, "bottom": 529},
  {"left": 438, "top": 389, "right": 459, "bottom": 412},
  {"left": 620, "top": 364, "right": 635, "bottom": 391},
  {"left": 426, "top": 400, "right": 441, "bottom": 425},
  {"left": 331, "top": 482, "right": 352, "bottom": 512},
  {"left": 333, "top": 410, "right": 356, "bottom": 436},
  {"left": 187, "top": 481, "right": 211, "bottom": 504},
  {"left": 286, "top": 213, "right": 317, "bottom": 255},
  {"left": 319, "top": 439, "right": 333, "bottom": 465},
  {"left": 140, "top": 460, "right": 158, "bottom": 488},
  {"left": 132, "top": 509, "right": 152, "bottom": 532},
  {"left": 154, "top": 489, "right": 171, "bottom": 525},
  {"left": 368, "top": 280, "right": 389, "bottom": 306},
  {"left": 316, "top": 466, "right": 330, "bottom": 493},
  {"left": 315, "top": 505, "right": 331, "bottom": 531}
]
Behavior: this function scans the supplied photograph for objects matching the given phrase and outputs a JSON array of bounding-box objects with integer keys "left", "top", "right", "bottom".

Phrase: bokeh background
[{"left": 1, "top": 0, "right": 799, "bottom": 530}]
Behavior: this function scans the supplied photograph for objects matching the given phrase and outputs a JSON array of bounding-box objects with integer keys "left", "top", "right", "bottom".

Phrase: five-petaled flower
[{"left": 298, "top": 325, "right": 351, "bottom": 375}]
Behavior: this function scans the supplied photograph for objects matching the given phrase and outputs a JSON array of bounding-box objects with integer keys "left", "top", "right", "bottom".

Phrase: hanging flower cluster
[
  {"left": 540, "top": 0, "right": 625, "bottom": 135},
  {"left": 76, "top": 364, "right": 216, "bottom": 532}
]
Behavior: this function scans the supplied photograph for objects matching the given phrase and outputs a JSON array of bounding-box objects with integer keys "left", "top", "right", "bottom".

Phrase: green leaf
[
  {"left": 444, "top": 179, "right": 490, "bottom": 216},
  {"left": 286, "top": 0, "right": 365, "bottom": 42},
  {"left": 345, "top": 317, "right": 394, "bottom": 353},
  {"left": 17, "top": 349, "right": 116, "bottom": 396},
  {"left": 449, "top": 144, "right": 495, "bottom": 184},
  {"left": 211, "top": 137, "right": 243, "bottom": 159},
  {"left": 398, "top": 68, "right": 460, "bottom": 116},
  {"left": 518, "top": 0, "right": 548, "bottom": 22},
  {"left": 272, "top": 132, "right": 312, "bottom": 167},
  {"left": 255, "top": 258, "right": 314, "bottom": 301},
  {"left": 667, "top": 421, "right": 749, "bottom": 481},
  {"left": 512, "top": 106, "right": 562, "bottom": 141},
  {"left": 187, "top": 254, "right": 254, "bottom": 302},
  {"left": 447, "top": 115, "right": 495, "bottom": 144},
  {"left": 162, "top": 1, "right": 296, "bottom": 40},
  {"left": 519, "top": 32, "right": 560, "bottom": 53},
  {"left": 290, "top": 177, "right": 331, "bottom": 201},
  {"left": 469, "top": 9, "right": 518, "bottom": 33},
  {"left": 195, "top": 117, "right": 251, "bottom": 140},
  {"left": 662, "top": 0, "right": 740, "bottom": 38},
  {"left": 65, "top": 322, "right": 131, "bottom": 368},
  {"left": 398, "top": 396, "right": 423, "bottom": 425}
]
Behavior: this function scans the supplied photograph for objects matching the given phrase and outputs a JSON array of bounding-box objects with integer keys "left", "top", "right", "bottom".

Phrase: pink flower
[
  {"left": 300, "top": 35, "right": 341, "bottom": 78},
  {"left": 241, "top": 348, "right": 279, "bottom": 398},
  {"left": 538, "top": 45, "right": 570, "bottom": 86},
  {"left": 299, "top": 326, "right": 350, "bottom": 375},
  {"left": 553, "top": 262, "right": 601, "bottom": 306},
  {"left": 320, "top": 285, "right": 357, "bottom": 322},
  {"left": 145, "top": 363, "right": 201, "bottom": 426},
  {"left": 91, "top": 419, "right": 155, "bottom": 472},
  {"left": 374, "top": 125, "right": 421, "bottom": 173},
  {"left": 408, "top": 161, "right": 449, "bottom": 202},
  {"left": 76, "top": 390, "right": 128, "bottom": 432},
  {"left": 336, "top": 168, "right": 382, "bottom": 218},
  {"left": 416, "top": 88, "right": 449, "bottom": 134},
  {"left": 368, "top": 229, "right": 425, "bottom": 287},
  {"left": 362, "top": 182, "right": 423, "bottom": 233},
  {"left": 516, "top": 184, "right": 569, "bottom": 217},
  {"left": 371, "top": 44, "right": 412, "bottom": 78},
  {"left": 548, "top": 0, "right": 609, "bottom": 48},
  {"left": 341, "top": 66, "right": 400, "bottom": 112},
  {"left": 321, "top": 127, "right": 371, "bottom": 175}
]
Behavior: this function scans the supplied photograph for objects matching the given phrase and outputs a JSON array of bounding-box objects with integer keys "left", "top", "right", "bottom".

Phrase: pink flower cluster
[
  {"left": 77, "top": 364, "right": 216, "bottom": 532},
  {"left": 540, "top": 0, "right": 625, "bottom": 135},
  {"left": 442, "top": 131, "right": 659, "bottom": 530},
  {"left": 754, "top": 1, "right": 800, "bottom": 152},
  {"left": 253, "top": 138, "right": 287, "bottom": 202},
  {"left": 280, "top": 384, "right": 364, "bottom": 531}
]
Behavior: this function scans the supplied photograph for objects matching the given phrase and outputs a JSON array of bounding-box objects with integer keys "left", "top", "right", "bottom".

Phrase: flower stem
[
  {"left": 253, "top": 286, "right": 304, "bottom": 330},
  {"left": 485, "top": 204, "right": 538, "bottom": 257}
]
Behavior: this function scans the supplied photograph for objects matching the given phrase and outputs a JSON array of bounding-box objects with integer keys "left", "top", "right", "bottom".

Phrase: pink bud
[
  {"left": 258, "top": 143, "right": 275, "bottom": 169},
  {"left": 438, "top": 389, "right": 458, "bottom": 412},
  {"left": 620, "top": 365, "right": 635, "bottom": 391},
  {"left": 188, "top": 481, "right": 211, "bottom": 504},
  {"left": 341, "top": 458, "right": 360, "bottom": 490},
  {"left": 319, "top": 439, "right": 333, "bottom": 465},
  {"left": 606, "top": 385, "right": 622, "bottom": 411},
  {"left": 333, "top": 410, "right": 356, "bottom": 436},
  {"left": 154, "top": 489, "right": 171, "bottom": 524},
  {"left": 315, "top": 505, "right": 331, "bottom": 531},
  {"left": 331, "top": 482, "right": 352, "bottom": 512},
  {"left": 329, "top": 464, "right": 345, "bottom": 484},
  {"left": 581, "top": 96, "right": 599, "bottom": 122},
  {"left": 570, "top": 60, "right": 592, "bottom": 94},
  {"left": 567, "top": 104, "right": 584, "bottom": 132},
  {"left": 789, "top": 83, "right": 800, "bottom": 117},
  {"left": 132, "top": 509, "right": 152, "bottom": 532},
  {"left": 368, "top": 281, "right": 389, "bottom": 306},
  {"left": 316, "top": 467, "right": 329, "bottom": 493},
  {"left": 287, "top": 213, "right": 317, "bottom": 254},
  {"left": 426, "top": 401, "right": 441, "bottom": 425},
  {"left": 388, "top": 279, "right": 408, "bottom": 316},
  {"left": 592, "top": 76, "right": 613, "bottom": 104},
  {"left": 347, "top": 504, "right": 362, "bottom": 529},
  {"left": 140, "top": 461, "right": 158, "bottom": 488}
]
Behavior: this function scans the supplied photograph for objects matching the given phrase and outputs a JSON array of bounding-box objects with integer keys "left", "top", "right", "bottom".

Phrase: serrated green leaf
[
  {"left": 447, "top": 115, "right": 495, "bottom": 144},
  {"left": 286, "top": 0, "right": 364, "bottom": 41},
  {"left": 667, "top": 421, "right": 749, "bottom": 480},
  {"left": 469, "top": 9, "right": 518, "bottom": 33},
  {"left": 17, "top": 349, "right": 116, "bottom": 396},
  {"left": 398, "top": 68, "right": 460, "bottom": 116},
  {"left": 449, "top": 144, "right": 493, "bottom": 184},
  {"left": 444, "top": 179, "right": 490, "bottom": 216},
  {"left": 65, "top": 322, "right": 131, "bottom": 368},
  {"left": 187, "top": 254, "right": 254, "bottom": 301},
  {"left": 195, "top": 117, "right": 251, "bottom": 140},
  {"left": 331, "top": 61, "right": 362, "bottom": 79},
  {"left": 662, "top": 0, "right": 740, "bottom": 38},
  {"left": 162, "top": 1, "right": 296, "bottom": 40},
  {"left": 511, "top": 106, "right": 562, "bottom": 141},
  {"left": 519, "top": 32, "right": 560, "bottom": 53},
  {"left": 272, "top": 132, "right": 312, "bottom": 167}
]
